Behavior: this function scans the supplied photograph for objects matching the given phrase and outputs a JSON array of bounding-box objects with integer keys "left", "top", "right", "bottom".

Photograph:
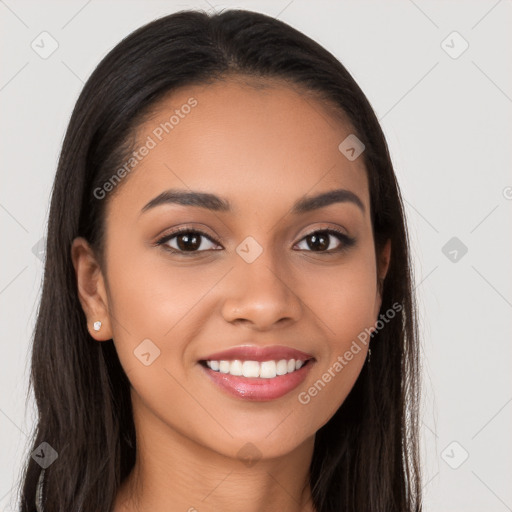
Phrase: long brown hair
[{"left": 18, "top": 9, "right": 421, "bottom": 511}]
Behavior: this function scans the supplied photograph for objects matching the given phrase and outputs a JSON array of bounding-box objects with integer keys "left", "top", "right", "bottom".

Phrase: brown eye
[
  {"left": 174, "top": 232, "right": 201, "bottom": 251},
  {"left": 156, "top": 229, "right": 220, "bottom": 254},
  {"left": 295, "top": 229, "right": 356, "bottom": 253}
]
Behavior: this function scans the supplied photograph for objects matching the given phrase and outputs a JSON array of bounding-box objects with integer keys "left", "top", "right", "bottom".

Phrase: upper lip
[{"left": 200, "top": 345, "right": 314, "bottom": 363}]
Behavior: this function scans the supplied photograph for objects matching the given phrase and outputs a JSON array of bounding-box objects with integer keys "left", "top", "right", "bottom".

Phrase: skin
[{"left": 72, "top": 77, "right": 391, "bottom": 512}]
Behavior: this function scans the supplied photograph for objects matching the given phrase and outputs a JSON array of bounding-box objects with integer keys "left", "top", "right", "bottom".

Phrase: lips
[
  {"left": 198, "top": 344, "right": 316, "bottom": 401},
  {"left": 199, "top": 345, "right": 314, "bottom": 363}
]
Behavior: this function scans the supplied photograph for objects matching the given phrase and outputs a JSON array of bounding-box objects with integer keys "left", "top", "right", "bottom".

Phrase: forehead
[{"left": 108, "top": 78, "right": 370, "bottom": 217}]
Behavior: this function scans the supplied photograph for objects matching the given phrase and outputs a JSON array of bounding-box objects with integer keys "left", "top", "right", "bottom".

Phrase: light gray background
[{"left": 1, "top": 1, "right": 511, "bottom": 510}]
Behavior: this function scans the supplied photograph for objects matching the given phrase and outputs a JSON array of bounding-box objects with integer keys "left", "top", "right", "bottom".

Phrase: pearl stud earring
[{"left": 93, "top": 321, "right": 102, "bottom": 331}]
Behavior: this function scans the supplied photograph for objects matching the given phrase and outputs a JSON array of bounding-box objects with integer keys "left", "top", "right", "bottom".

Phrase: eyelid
[
  {"left": 298, "top": 224, "right": 348, "bottom": 240},
  {"left": 154, "top": 223, "right": 220, "bottom": 241},
  {"left": 154, "top": 225, "right": 221, "bottom": 249}
]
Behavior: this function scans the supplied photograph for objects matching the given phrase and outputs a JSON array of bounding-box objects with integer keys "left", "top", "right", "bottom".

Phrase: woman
[{"left": 19, "top": 8, "right": 421, "bottom": 512}]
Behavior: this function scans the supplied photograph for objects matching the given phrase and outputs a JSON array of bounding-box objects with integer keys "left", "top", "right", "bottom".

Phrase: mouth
[{"left": 198, "top": 355, "right": 316, "bottom": 401}]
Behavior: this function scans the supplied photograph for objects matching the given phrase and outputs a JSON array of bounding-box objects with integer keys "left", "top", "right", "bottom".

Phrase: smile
[{"left": 199, "top": 358, "right": 315, "bottom": 401}]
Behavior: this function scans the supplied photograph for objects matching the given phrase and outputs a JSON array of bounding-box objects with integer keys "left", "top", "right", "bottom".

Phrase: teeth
[
  {"left": 276, "top": 359, "right": 288, "bottom": 375},
  {"left": 219, "top": 360, "right": 230, "bottom": 373},
  {"left": 230, "top": 360, "right": 243, "bottom": 376},
  {"left": 242, "top": 361, "right": 260, "bottom": 378},
  {"left": 260, "top": 361, "right": 276, "bottom": 378},
  {"left": 205, "top": 358, "right": 308, "bottom": 378}
]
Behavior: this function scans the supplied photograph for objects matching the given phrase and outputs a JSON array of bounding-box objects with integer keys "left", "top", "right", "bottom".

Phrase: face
[{"left": 72, "top": 77, "right": 390, "bottom": 461}]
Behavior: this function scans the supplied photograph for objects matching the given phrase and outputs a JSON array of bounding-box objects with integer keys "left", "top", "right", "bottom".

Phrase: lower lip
[{"left": 199, "top": 360, "right": 314, "bottom": 401}]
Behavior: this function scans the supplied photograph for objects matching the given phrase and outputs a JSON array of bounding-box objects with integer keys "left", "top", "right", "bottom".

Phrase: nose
[{"left": 221, "top": 253, "right": 303, "bottom": 331}]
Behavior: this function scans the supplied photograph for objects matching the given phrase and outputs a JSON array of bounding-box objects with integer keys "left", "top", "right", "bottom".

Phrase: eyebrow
[{"left": 140, "top": 188, "right": 365, "bottom": 215}]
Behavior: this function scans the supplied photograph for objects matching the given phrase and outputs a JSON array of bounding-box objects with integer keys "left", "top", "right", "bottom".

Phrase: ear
[
  {"left": 71, "top": 237, "right": 113, "bottom": 341},
  {"left": 375, "top": 238, "right": 392, "bottom": 312}
]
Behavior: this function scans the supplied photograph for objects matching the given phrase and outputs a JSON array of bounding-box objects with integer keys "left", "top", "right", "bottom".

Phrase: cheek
[
  {"left": 104, "top": 240, "right": 224, "bottom": 371},
  {"left": 328, "top": 268, "right": 378, "bottom": 345},
  {"left": 104, "top": 247, "right": 218, "bottom": 434},
  {"left": 294, "top": 251, "right": 378, "bottom": 413},
  {"left": 304, "top": 252, "right": 378, "bottom": 345}
]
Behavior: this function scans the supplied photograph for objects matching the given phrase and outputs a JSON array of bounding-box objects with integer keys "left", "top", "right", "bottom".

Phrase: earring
[
  {"left": 368, "top": 347, "right": 371, "bottom": 364},
  {"left": 93, "top": 321, "right": 102, "bottom": 331}
]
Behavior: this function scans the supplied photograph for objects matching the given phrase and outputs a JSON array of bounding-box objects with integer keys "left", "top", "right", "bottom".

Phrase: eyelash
[{"left": 154, "top": 226, "right": 356, "bottom": 256}]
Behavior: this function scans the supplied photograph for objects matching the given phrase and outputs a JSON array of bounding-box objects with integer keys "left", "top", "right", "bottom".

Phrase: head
[{"left": 20, "top": 9, "right": 420, "bottom": 512}]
